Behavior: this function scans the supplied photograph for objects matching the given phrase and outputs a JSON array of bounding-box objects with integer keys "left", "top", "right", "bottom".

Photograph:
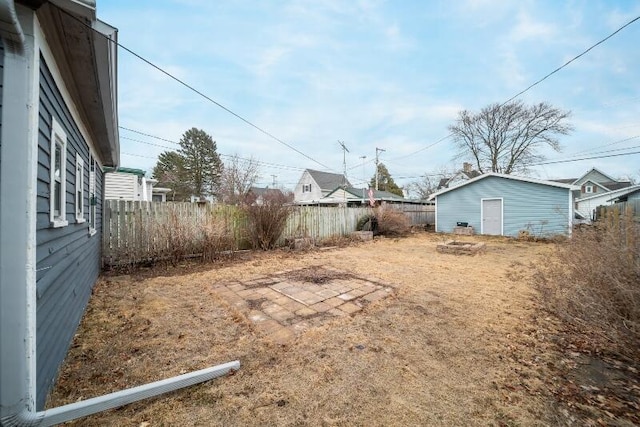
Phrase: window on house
[
  {"left": 302, "top": 184, "right": 312, "bottom": 192},
  {"left": 50, "top": 118, "right": 68, "bottom": 227},
  {"left": 75, "top": 153, "right": 85, "bottom": 223},
  {"left": 585, "top": 185, "right": 593, "bottom": 194},
  {"left": 89, "top": 155, "right": 97, "bottom": 235}
]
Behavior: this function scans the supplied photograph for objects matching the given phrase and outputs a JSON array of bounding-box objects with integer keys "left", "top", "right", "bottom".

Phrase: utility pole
[
  {"left": 338, "top": 140, "right": 349, "bottom": 188},
  {"left": 271, "top": 174, "right": 277, "bottom": 187},
  {"left": 360, "top": 155, "right": 366, "bottom": 204},
  {"left": 375, "top": 147, "right": 385, "bottom": 191}
]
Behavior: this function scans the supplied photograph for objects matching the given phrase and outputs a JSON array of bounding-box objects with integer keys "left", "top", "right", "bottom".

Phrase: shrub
[
  {"left": 375, "top": 206, "right": 411, "bottom": 236},
  {"left": 242, "top": 191, "right": 293, "bottom": 250},
  {"left": 534, "top": 207, "right": 640, "bottom": 358}
]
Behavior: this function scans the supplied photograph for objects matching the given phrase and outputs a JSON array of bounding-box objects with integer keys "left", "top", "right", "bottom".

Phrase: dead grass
[{"left": 48, "top": 232, "right": 622, "bottom": 426}]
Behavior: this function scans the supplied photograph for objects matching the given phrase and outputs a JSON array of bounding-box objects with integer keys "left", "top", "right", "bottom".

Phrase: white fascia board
[
  {"left": 429, "top": 172, "right": 578, "bottom": 199},
  {"left": 576, "top": 184, "right": 640, "bottom": 203}
]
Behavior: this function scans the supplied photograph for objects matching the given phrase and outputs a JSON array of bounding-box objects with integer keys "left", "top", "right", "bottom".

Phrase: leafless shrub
[
  {"left": 242, "top": 191, "right": 293, "bottom": 250},
  {"left": 143, "top": 205, "right": 236, "bottom": 266},
  {"left": 375, "top": 206, "right": 411, "bottom": 236},
  {"left": 534, "top": 207, "right": 640, "bottom": 358}
]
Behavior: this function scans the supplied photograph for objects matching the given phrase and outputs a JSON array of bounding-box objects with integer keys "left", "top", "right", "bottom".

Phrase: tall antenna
[{"left": 338, "top": 140, "right": 350, "bottom": 188}]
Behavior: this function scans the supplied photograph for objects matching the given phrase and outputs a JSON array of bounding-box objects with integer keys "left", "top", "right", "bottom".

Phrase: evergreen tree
[
  {"left": 177, "top": 128, "right": 223, "bottom": 198},
  {"left": 152, "top": 151, "right": 189, "bottom": 201},
  {"left": 370, "top": 163, "right": 403, "bottom": 197}
]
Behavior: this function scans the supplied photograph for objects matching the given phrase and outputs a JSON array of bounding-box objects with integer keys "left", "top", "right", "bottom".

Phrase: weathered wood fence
[
  {"left": 102, "top": 201, "right": 434, "bottom": 266},
  {"left": 596, "top": 200, "right": 640, "bottom": 221}
]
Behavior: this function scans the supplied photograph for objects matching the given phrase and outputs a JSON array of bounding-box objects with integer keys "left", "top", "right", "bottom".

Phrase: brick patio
[{"left": 212, "top": 267, "right": 394, "bottom": 344}]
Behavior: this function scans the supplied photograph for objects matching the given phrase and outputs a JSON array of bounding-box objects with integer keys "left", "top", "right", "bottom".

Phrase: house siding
[
  {"left": 436, "top": 176, "right": 571, "bottom": 237},
  {"left": 294, "top": 170, "right": 324, "bottom": 202},
  {"left": 104, "top": 171, "right": 138, "bottom": 200},
  {"left": 574, "top": 169, "right": 612, "bottom": 186},
  {"left": 1, "top": 40, "right": 3, "bottom": 160},
  {"left": 35, "top": 55, "right": 103, "bottom": 409}
]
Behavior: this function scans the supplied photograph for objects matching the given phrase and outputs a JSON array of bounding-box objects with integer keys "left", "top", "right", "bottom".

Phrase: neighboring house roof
[
  {"left": 429, "top": 173, "right": 578, "bottom": 200},
  {"left": 437, "top": 169, "right": 481, "bottom": 189},
  {"left": 601, "top": 181, "right": 632, "bottom": 191},
  {"left": 104, "top": 167, "right": 146, "bottom": 177},
  {"left": 573, "top": 167, "right": 617, "bottom": 185},
  {"left": 550, "top": 178, "right": 578, "bottom": 184},
  {"left": 608, "top": 186, "right": 640, "bottom": 202},
  {"left": 325, "top": 186, "right": 405, "bottom": 201},
  {"left": 576, "top": 184, "right": 640, "bottom": 202},
  {"left": 575, "top": 184, "right": 640, "bottom": 202},
  {"left": 306, "top": 169, "right": 351, "bottom": 189}
]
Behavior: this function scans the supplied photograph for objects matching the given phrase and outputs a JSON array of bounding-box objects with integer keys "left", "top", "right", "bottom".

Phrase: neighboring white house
[
  {"left": 294, "top": 169, "right": 351, "bottom": 204},
  {"left": 104, "top": 168, "right": 167, "bottom": 201},
  {"left": 436, "top": 162, "right": 481, "bottom": 190},
  {"left": 554, "top": 168, "right": 635, "bottom": 221},
  {"left": 575, "top": 184, "right": 640, "bottom": 220}
]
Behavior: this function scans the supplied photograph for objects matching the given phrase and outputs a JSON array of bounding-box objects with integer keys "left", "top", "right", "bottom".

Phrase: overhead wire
[
  {"left": 55, "top": 5, "right": 334, "bottom": 172},
  {"left": 391, "top": 15, "right": 640, "bottom": 163}
]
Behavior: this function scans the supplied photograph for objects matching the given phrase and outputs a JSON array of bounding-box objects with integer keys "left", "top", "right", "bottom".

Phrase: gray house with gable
[
  {"left": 1, "top": 0, "right": 118, "bottom": 416},
  {"left": 294, "top": 169, "right": 351, "bottom": 204}
]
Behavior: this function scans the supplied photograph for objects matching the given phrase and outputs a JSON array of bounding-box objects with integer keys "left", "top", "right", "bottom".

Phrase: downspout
[
  {"left": 0, "top": 0, "right": 24, "bottom": 53},
  {"left": 3, "top": 361, "right": 240, "bottom": 427},
  {"left": 0, "top": 2, "right": 240, "bottom": 426}
]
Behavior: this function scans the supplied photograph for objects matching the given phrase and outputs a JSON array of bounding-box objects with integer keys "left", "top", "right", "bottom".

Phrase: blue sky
[{"left": 99, "top": 0, "right": 640, "bottom": 193}]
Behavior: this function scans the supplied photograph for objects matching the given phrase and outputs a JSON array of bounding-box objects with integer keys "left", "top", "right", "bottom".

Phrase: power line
[
  {"left": 392, "top": 16, "right": 640, "bottom": 162},
  {"left": 56, "top": 5, "right": 333, "bottom": 172},
  {"left": 531, "top": 149, "right": 640, "bottom": 166},
  {"left": 502, "top": 15, "right": 640, "bottom": 105},
  {"left": 120, "top": 135, "right": 305, "bottom": 171}
]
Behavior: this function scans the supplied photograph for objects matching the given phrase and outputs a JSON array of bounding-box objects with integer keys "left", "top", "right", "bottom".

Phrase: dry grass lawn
[{"left": 48, "top": 233, "right": 576, "bottom": 425}]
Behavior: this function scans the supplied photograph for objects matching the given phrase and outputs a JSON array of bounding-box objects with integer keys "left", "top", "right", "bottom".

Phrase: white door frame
[{"left": 480, "top": 197, "right": 503, "bottom": 235}]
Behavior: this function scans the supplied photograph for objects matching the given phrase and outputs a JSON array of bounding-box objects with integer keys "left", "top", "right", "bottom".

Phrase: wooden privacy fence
[
  {"left": 596, "top": 200, "right": 640, "bottom": 221},
  {"left": 102, "top": 201, "right": 435, "bottom": 266}
]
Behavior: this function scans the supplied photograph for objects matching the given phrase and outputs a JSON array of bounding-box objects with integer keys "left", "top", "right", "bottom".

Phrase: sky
[{"left": 97, "top": 0, "right": 640, "bottom": 195}]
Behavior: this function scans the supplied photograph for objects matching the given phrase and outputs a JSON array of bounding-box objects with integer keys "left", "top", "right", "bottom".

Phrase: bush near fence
[{"left": 102, "top": 201, "right": 434, "bottom": 267}]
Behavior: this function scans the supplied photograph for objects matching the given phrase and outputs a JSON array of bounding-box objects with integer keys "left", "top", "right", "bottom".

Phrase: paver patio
[{"left": 212, "top": 267, "right": 394, "bottom": 344}]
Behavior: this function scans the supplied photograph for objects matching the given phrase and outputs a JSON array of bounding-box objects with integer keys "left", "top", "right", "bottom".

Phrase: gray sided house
[
  {"left": 429, "top": 173, "right": 577, "bottom": 237},
  {"left": 1, "top": 0, "right": 118, "bottom": 417},
  {"left": 294, "top": 169, "right": 351, "bottom": 204}
]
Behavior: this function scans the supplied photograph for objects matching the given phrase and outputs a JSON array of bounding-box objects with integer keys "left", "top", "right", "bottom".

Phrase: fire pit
[{"left": 436, "top": 240, "right": 485, "bottom": 255}]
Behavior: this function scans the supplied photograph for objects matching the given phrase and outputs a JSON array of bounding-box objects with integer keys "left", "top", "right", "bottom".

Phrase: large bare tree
[
  {"left": 449, "top": 101, "right": 572, "bottom": 174},
  {"left": 219, "top": 155, "right": 261, "bottom": 205}
]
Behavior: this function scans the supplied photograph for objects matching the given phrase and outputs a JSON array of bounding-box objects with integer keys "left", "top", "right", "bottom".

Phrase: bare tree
[
  {"left": 219, "top": 155, "right": 261, "bottom": 205},
  {"left": 406, "top": 175, "right": 439, "bottom": 199},
  {"left": 407, "top": 165, "right": 455, "bottom": 198},
  {"left": 449, "top": 100, "right": 572, "bottom": 174}
]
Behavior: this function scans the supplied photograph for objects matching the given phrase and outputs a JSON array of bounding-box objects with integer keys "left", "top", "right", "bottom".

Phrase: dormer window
[{"left": 585, "top": 185, "right": 593, "bottom": 194}]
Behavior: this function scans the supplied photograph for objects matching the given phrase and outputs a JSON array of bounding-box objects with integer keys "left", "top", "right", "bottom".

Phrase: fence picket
[{"left": 102, "top": 202, "right": 434, "bottom": 266}]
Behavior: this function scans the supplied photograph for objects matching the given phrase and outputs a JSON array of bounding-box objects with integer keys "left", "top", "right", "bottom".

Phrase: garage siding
[{"left": 436, "top": 176, "right": 571, "bottom": 237}]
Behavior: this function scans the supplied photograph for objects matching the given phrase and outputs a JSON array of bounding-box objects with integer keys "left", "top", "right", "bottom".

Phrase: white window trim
[
  {"left": 49, "top": 118, "right": 68, "bottom": 228},
  {"left": 75, "top": 153, "right": 86, "bottom": 223},
  {"left": 585, "top": 185, "right": 593, "bottom": 194},
  {"left": 89, "top": 156, "right": 97, "bottom": 236}
]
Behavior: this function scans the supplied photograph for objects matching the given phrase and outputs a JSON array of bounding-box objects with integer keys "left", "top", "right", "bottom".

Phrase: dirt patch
[
  {"left": 46, "top": 232, "right": 634, "bottom": 425},
  {"left": 281, "top": 266, "right": 350, "bottom": 284}
]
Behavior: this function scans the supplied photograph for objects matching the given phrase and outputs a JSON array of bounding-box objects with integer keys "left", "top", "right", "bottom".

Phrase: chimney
[{"left": 463, "top": 162, "right": 472, "bottom": 173}]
